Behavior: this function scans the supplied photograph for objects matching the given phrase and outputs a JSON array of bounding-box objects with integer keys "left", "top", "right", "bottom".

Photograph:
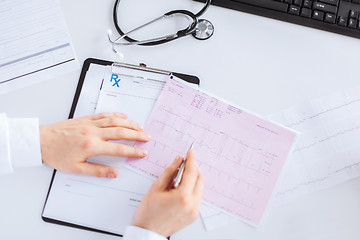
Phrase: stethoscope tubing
[{"left": 112, "top": 0, "right": 212, "bottom": 46}]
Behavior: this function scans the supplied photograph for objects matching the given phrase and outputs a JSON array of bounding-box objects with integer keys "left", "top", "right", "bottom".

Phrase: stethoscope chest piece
[{"left": 192, "top": 19, "right": 214, "bottom": 40}]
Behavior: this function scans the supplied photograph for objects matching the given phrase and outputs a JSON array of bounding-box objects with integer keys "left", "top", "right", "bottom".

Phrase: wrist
[
  {"left": 133, "top": 222, "right": 169, "bottom": 238},
  {"left": 39, "top": 125, "right": 48, "bottom": 164},
  {"left": 123, "top": 225, "right": 168, "bottom": 240}
]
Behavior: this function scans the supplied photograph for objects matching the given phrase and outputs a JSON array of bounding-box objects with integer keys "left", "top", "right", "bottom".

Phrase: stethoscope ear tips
[{"left": 192, "top": 19, "right": 214, "bottom": 40}]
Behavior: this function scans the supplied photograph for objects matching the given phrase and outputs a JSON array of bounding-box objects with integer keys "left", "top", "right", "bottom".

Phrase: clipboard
[{"left": 41, "top": 58, "right": 200, "bottom": 237}]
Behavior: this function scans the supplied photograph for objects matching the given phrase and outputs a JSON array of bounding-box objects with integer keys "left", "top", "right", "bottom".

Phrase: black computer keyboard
[{"left": 194, "top": 0, "right": 360, "bottom": 39}]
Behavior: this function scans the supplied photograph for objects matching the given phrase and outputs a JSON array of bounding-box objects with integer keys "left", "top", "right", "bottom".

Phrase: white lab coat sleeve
[
  {"left": 122, "top": 226, "right": 168, "bottom": 240},
  {"left": 0, "top": 113, "right": 42, "bottom": 175},
  {"left": 0, "top": 113, "right": 13, "bottom": 175}
]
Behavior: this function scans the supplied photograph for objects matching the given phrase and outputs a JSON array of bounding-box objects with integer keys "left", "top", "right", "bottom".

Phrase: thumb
[
  {"left": 77, "top": 162, "right": 118, "bottom": 178},
  {"left": 153, "top": 156, "right": 183, "bottom": 190}
]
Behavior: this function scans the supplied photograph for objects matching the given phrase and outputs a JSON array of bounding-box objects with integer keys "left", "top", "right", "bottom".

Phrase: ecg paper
[
  {"left": 268, "top": 85, "right": 360, "bottom": 205},
  {"left": 0, "top": 0, "right": 78, "bottom": 94},
  {"left": 269, "top": 85, "right": 360, "bottom": 133},
  {"left": 127, "top": 77, "right": 297, "bottom": 226}
]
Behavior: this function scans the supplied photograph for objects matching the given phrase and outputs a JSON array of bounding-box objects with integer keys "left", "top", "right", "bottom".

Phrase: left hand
[{"left": 40, "top": 112, "right": 151, "bottom": 178}]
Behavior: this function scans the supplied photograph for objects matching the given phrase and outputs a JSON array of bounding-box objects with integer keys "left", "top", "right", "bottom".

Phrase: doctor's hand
[
  {"left": 39, "top": 112, "right": 151, "bottom": 178},
  {"left": 133, "top": 150, "right": 204, "bottom": 237}
]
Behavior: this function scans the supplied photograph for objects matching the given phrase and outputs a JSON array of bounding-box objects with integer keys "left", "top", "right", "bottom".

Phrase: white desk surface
[{"left": 1, "top": 0, "right": 360, "bottom": 239}]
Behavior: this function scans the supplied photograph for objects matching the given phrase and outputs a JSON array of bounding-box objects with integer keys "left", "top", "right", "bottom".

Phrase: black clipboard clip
[{"left": 111, "top": 61, "right": 200, "bottom": 85}]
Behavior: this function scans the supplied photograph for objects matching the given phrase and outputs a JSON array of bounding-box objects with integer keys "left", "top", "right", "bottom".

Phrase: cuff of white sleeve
[
  {"left": 0, "top": 114, "right": 13, "bottom": 175},
  {"left": 123, "top": 226, "right": 167, "bottom": 240},
  {"left": 8, "top": 118, "right": 42, "bottom": 169}
]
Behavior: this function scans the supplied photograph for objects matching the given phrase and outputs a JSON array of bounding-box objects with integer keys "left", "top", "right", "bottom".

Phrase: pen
[{"left": 171, "top": 142, "right": 194, "bottom": 189}]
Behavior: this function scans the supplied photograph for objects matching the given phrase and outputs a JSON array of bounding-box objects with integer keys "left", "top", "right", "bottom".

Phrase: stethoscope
[{"left": 107, "top": 0, "right": 214, "bottom": 47}]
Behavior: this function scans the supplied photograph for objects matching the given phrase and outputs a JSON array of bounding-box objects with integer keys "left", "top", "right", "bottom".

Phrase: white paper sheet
[
  {"left": 0, "top": 0, "right": 78, "bottom": 94},
  {"left": 274, "top": 115, "right": 360, "bottom": 204},
  {"left": 268, "top": 85, "right": 360, "bottom": 204},
  {"left": 200, "top": 204, "right": 237, "bottom": 231}
]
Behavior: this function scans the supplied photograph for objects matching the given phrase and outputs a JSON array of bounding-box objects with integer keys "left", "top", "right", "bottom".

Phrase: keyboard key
[
  {"left": 289, "top": 5, "right": 300, "bottom": 15},
  {"left": 349, "top": 10, "right": 358, "bottom": 19},
  {"left": 227, "top": 0, "right": 290, "bottom": 12},
  {"left": 303, "top": 0, "right": 312, "bottom": 8},
  {"left": 348, "top": 18, "right": 358, "bottom": 28},
  {"left": 352, "top": 0, "right": 360, "bottom": 3},
  {"left": 325, "top": 13, "right": 336, "bottom": 23},
  {"left": 301, "top": 8, "right": 312, "bottom": 17},
  {"left": 312, "top": 2, "right": 338, "bottom": 14},
  {"left": 284, "top": 0, "right": 293, "bottom": 4},
  {"left": 338, "top": 16, "right": 347, "bottom": 26},
  {"left": 319, "top": 0, "right": 339, "bottom": 6},
  {"left": 293, "top": 0, "right": 303, "bottom": 5},
  {"left": 313, "top": 10, "right": 325, "bottom": 21}
]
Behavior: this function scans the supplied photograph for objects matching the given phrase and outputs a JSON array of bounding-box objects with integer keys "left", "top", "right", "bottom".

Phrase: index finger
[
  {"left": 178, "top": 149, "right": 199, "bottom": 193},
  {"left": 93, "top": 141, "right": 148, "bottom": 158},
  {"left": 82, "top": 112, "right": 128, "bottom": 120}
]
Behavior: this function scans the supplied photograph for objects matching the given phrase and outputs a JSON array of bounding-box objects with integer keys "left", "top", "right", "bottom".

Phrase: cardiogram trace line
[
  {"left": 277, "top": 125, "right": 360, "bottom": 196},
  {"left": 276, "top": 160, "right": 360, "bottom": 196},
  {"left": 141, "top": 139, "right": 267, "bottom": 192},
  {"left": 129, "top": 126, "right": 269, "bottom": 209},
  {"left": 155, "top": 104, "right": 280, "bottom": 158},
  {"left": 150, "top": 118, "right": 277, "bottom": 177},
  {"left": 292, "top": 125, "right": 360, "bottom": 153},
  {"left": 134, "top": 130, "right": 271, "bottom": 209},
  {"left": 286, "top": 97, "right": 360, "bottom": 128}
]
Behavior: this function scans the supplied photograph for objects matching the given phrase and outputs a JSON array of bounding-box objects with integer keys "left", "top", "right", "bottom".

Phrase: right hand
[{"left": 133, "top": 150, "right": 204, "bottom": 237}]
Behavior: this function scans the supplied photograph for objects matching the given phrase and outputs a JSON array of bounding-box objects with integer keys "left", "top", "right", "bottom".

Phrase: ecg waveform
[
  {"left": 275, "top": 115, "right": 360, "bottom": 203},
  {"left": 292, "top": 125, "right": 360, "bottom": 153},
  {"left": 149, "top": 112, "right": 277, "bottom": 176},
  {"left": 127, "top": 78, "right": 296, "bottom": 225},
  {"left": 276, "top": 159, "right": 360, "bottom": 197},
  {"left": 286, "top": 97, "right": 360, "bottom": 128}
]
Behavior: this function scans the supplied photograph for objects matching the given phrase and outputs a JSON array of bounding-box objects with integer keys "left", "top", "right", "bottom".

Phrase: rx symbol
[{"left": 110, "top": 74, "right": 121, "bottom": 87}]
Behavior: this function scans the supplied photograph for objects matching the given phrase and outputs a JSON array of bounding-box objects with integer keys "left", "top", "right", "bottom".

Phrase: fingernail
[
  {"left": 117, "top": 113, "right": 128, "bottom": 119},
  {"left": 138, "top": 149, "right": 148, "bottom": 157},
  {"left": 138, "top": 125, "right": 144, "bottom": 130},
  {"left": 146, "top": 135, "right": 152, "bottom": 140},
  {"left": 107, "top": 172, "right": 116, "bottom": 179}
]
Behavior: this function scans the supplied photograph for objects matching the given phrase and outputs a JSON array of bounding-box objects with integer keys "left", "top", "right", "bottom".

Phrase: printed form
[
  {"left": 0, "top": 0, "right": 78, "bottom": 94},
  {"left": 126, "top": 78, "right": 297, "bottom": 226},
  {"left": 43, "top": 65, "right": 168, "bottom": 235}
]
